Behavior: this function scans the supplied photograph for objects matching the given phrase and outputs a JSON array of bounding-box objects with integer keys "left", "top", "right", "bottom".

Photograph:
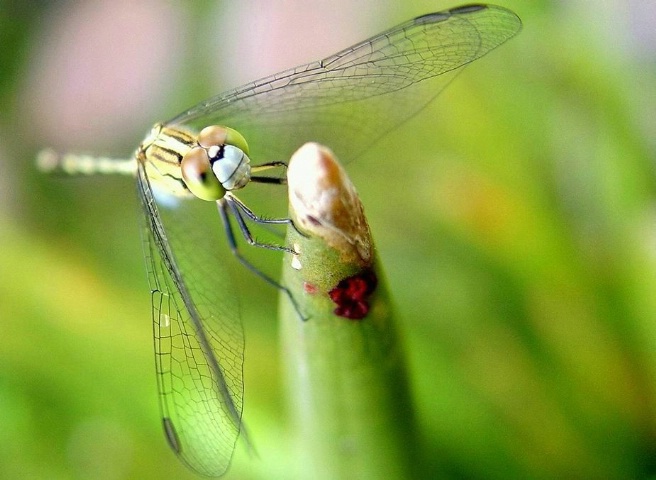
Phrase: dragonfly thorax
[
  {"left": 136, "top": 124, "right": 251, "bottom": 201},
  {"left": 139, "top": 124, "right": 251, "bottom": 201}
]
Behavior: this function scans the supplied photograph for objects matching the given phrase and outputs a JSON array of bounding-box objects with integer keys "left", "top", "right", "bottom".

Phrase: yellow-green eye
[
  {"left": 181, "top": 146, "right": 225, "bottom": 201},
  {"left": 198, "top": 125, "right": 249, "bottom": 155}
]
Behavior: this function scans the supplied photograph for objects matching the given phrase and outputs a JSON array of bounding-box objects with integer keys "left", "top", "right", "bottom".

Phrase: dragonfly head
[{"left": 181, "top": 125, "right": 252, "bottom": 200}]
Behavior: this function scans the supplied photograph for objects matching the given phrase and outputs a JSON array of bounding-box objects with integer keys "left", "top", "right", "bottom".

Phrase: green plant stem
[{"left": 278, "top": 143, "right": 417, "bottom": 480}]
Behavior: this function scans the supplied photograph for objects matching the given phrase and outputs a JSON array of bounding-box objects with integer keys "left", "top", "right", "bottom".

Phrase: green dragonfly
[{"left": 39, "top": 3, "right": 520, "bottom": 477}]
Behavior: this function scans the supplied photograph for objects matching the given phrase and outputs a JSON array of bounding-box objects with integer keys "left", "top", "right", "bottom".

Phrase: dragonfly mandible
[{"left": 38, "top": 3, "right": 521, "bottom": 477}]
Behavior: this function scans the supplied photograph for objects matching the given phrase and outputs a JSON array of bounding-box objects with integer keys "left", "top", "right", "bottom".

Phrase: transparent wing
[
  {"left": 168, "top": 4, "right": 521, "bottom": 164},
  {"left": 138, "top": 162, "right": 244, "bottom": 477}
]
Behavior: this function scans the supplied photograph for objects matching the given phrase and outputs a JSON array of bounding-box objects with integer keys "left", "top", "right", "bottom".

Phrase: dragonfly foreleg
[{"left": 250, "top": 161, "right": 288, "bottom": 185}]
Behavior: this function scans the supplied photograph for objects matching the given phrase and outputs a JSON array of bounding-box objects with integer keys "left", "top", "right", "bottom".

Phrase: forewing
[
  {"left": 137, "top": 162, "right": 244, "bottom": 477},
  {"left": 168, "top": 4, "right": 521, "bottom": 164}
]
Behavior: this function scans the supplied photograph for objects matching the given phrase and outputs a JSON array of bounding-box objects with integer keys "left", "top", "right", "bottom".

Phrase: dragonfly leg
[
  {"left": 217, "top": 197, "right": 307, "bottom": 320},
  {"left": 250, "top": 176, "right": 286, "bottom": 185},
  {"left": 250, "top": 161, "right": 288, "bottom": 173},
  {"left": 224, "top": 193, "right": 295, "bottom": 253},
  {"left": 226, "top": 191, "right": 306, "bottom": 239},
  {"left": 250, "top": 161, "right": 288, "bottom": 185}
]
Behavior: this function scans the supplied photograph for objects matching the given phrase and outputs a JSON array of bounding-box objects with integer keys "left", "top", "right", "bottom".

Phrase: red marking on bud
[
  {"left": 328, "top": 269, "right": 378, "bottom": 320},
  {"left": 304, "top": 282, "right": 318, "bottom": 294}
]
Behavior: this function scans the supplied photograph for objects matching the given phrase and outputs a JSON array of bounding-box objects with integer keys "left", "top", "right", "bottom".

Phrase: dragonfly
[{"left": 38, "top": 3, "right": 521, "bottom": 477}]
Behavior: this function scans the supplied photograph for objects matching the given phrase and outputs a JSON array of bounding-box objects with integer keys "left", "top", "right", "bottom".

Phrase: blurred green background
[{"left": 1, "top": 1, "right": 655, "bottom": 479}]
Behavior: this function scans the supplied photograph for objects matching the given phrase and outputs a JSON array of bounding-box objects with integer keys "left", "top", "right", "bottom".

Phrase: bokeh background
[{"left": 1, "top": 0, "right": 655, "bottom": 479}]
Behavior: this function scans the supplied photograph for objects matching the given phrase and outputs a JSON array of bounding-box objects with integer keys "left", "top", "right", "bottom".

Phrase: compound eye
[
  {"left": 198, "top": 125, "right": 227, "bottom": 148},
  {"left": 180, "top": 146, "right": 224, "bottom": 201},
  {"left": 198, "top": 125, "right": 250, "bottom": 155}
]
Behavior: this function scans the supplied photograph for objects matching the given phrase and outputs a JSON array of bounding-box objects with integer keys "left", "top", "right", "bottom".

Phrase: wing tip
[{"left": 414, "top": 4, "right": 521, "bottom": 32}]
